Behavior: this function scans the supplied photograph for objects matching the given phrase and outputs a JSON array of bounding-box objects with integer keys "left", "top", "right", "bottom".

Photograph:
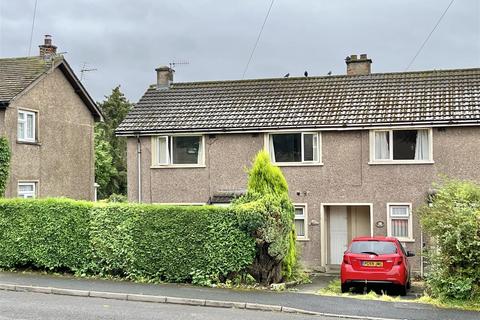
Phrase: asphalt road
[
  {"left": 0, "top": 291, "right": 340, "bottom": 320},
  {"left": 2, "top": 271, "right": 478, "bottom": 320}
]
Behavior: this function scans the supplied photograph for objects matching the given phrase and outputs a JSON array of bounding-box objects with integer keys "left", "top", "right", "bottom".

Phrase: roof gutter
[{"left": 115, "top": 119, "right": 480, "bottom": 136}]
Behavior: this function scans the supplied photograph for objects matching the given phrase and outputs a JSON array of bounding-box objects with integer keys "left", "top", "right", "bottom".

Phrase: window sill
[
  {"left": 150, "top": 164, "right": 206, "bottom": 169},
  {"left": 16, "top": 140, "right": 41, "bottom": 146},
  {"left": 368, "top": 160, "right": 434, "bottom": 165},
  {"left": 273, "top": 162, "right": 324, "bottom": 167},
  {"left": 296, "top": 237, "right": 310, "bottom": 242}
]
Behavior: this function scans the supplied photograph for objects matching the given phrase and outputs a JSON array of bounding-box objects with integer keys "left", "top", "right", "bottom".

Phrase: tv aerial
[
  {"left": 80, "top": 62, "right": 97, "bottom": 81},
  {"left": 169, "top": 60, "right": 189, "bottom": 71}
]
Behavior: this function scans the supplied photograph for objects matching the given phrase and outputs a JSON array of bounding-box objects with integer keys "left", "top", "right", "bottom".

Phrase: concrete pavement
[{"left": 0, "top": 271, "right": 477, "bottom": 320}]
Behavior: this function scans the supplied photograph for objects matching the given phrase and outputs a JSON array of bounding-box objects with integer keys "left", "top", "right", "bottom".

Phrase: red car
[{"left": 340, "top": 236, "right": 415, "bottom": 295}]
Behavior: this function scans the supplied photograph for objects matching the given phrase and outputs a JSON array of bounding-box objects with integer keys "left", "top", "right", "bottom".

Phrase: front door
[{"left": 329, "top": 206, "right": 348, "bottom": 264}]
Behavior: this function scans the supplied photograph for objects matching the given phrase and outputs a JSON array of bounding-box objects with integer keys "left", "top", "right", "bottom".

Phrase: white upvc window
[
  {"left": 18, "top": 110, "right": 36, "bottom": 142},
  {"left": 294, "top": 204, "right": 308, "bottom": 240},
  {"left": 18, "top": 182, "right": 36, "bottom": 199},
  {"left": 267, "top": 132, "right": 321, "bottom": 165},
  {"left": 387, "top": 203, "right": 414, "bottom": 241},
  {"left": 152, "top": 135, "right": 205, "bottom": 167},
  {"left": 370, "top": 128, "right": 433, "bottom": 164}
]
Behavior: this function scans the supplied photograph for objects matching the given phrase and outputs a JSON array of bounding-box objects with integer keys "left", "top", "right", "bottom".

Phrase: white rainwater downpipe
[{"left": 136, "top": 135, "right": 142, "bottom": 203}]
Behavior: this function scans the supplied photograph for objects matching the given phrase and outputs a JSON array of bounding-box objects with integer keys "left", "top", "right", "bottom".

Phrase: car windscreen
[{"left": 350, "top": 241, "right": 397, "bottom": 255}]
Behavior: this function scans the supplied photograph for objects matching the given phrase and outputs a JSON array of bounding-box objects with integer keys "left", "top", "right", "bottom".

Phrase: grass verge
[{"left": 318, "top": 279, "right": 480, "bottom": 312}]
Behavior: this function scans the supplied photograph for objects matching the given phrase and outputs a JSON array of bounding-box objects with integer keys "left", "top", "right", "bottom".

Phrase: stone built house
[
  {"left": 117, "top": 55, "right": 480, "bottom": 272},
  {"left": 0, "top": 36, "right": 103, "bottom": 200}
]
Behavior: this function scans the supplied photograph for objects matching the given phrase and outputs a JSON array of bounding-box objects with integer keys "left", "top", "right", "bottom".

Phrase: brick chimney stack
[
  {"left": 345, "top": 54, "right": 372, "bottom": 76},
  {"left": 155, "top": 66, "right": 174, "bottom": 89},
  {"left": 39, "top": 35, "right": 57, "bottom": 57}
]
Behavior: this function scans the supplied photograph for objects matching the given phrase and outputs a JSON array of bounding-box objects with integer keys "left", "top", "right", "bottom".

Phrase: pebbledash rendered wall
[
  {"left": 126, "top": 126, "right": 480, "bottom": 272},
  {"left": 0, "top": 68, "right": 95, "bottom": 200}
]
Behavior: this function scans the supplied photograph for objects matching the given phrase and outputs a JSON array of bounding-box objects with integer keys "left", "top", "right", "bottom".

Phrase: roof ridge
[{"left": 163, "top": 67, "right": 480, "bottom": 87}]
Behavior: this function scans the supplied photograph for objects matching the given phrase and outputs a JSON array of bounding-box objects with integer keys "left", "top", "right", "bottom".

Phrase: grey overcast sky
[{"left": 0, "top": 0, "right": 479, "bottom": 102}]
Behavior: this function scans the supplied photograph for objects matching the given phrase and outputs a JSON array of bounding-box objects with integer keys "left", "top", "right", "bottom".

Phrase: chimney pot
[
  {"left": 155, "top": 66, "right": 174, "bottom": 89},
  {"left": 345, "top": 53, "right": 372, "bottom": 76},
  {"left": 39, "top": 35, "right": 57, "bottom": 57}
]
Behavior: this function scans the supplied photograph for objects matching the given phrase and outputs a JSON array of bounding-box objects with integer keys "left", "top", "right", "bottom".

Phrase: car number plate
[{"left": 362, "top": 261, "right": 383, "bottom": 267}]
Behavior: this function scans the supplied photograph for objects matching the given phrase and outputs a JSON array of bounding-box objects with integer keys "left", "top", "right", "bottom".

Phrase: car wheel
[
  {"left": 398, "top": 283, "right": 408, "bottom": 296},
  {"left": 341, "top": 283, "right": 350, "bottom": 293}
]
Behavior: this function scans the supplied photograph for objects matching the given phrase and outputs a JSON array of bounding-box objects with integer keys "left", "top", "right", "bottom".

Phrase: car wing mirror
[{"left": 407, "top": 251, "right": 415, "bottom": 257}]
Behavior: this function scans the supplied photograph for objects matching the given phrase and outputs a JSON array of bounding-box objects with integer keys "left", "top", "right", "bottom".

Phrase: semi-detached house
[
  {"left": 116, "top": 54, "right": 480, "bottom": 273},
  {"left": 0, "top": 36, "right": 103, "bottom": 200}
]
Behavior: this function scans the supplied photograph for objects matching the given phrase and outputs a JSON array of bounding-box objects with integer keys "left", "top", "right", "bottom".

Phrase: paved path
[
  {"left": 0, "top": 290, "right": 336, "bottom": 320},
  {"left": 0, "top": 271, "right": 477, "bottom": 320}
]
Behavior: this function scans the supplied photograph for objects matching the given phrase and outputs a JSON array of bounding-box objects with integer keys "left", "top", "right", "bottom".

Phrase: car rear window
[{"left": 350, "top": 241, "right": 397, "bottom": 255}]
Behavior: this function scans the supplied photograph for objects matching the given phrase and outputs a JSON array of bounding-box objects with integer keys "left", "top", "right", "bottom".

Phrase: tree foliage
[
  {"left": 95, "top": 86, "right": 132, "bottom": 199},
  {"left": 0, "top": 137, "right": 11, "bottom": 197},
  {"left": 419, "top": 179, "right": 480, "bottom": 300},
  {"left": 234, "top": 150, "right": 297, "bottom": 284}
]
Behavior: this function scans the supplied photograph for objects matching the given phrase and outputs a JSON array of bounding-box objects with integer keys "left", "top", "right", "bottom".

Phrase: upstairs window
[
  {"left": 153, "top": 135, "right": 204, "bottom": 166},
  {"left": 268, "top": 133, "right": 320, "bottom": 164},
  {"left": 18, "top": 182, "right": 36, "bottom": 198},
  {"left": 18, "top": 110, "right": 36, "bottom": 142},
  {"left": 372, "top": 129, "right": 431, "bottom": 162}
]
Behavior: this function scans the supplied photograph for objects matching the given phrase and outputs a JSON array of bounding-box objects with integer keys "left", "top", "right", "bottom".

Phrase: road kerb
[
  {"left": 90, "top": 291, "right": 127, "bottom": 300},
  {"left": 166, "top": 296, "right": 205, "bottom": 306},
  {"left": 0, "top": 284, "right": 16, "bottom": 291},
  {"left": 246, "top": 302, "right": 282, "bottom": 312},
  {"left": 127, "top": 293, "right": 167, "bottom": 303},
  {"left": 51, "top": 288, "right": 89, "bottom": 297},
  {"left": 205, "top": 299, "right": 246, "bottom": 309},
  {"left": 30, "top": 286, "right": 53, "bottom": 294},
  {"left": 0, "top": 282, "right": 405, "bottom": 320}
]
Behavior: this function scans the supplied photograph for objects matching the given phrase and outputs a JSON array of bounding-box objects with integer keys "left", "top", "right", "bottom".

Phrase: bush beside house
[
  {"left": 419, "top": 179, "right": 480, "bottom": 301},
  {"left": 233, "top": 150, "right": 297, "bottom": 284}
]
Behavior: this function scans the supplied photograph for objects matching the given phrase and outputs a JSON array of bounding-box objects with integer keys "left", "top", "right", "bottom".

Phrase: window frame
[
  {"left": 386, "top": 203, "right": 414, "bottom": 242},
  {"left": 369, "top": 128, "right": 433, "bottom": 164},
  {"left": 18, "top": 182, "right": 37, "bottom": 199},
  {"left": 18, "top": 110, "right": 37, "bottom": 143},
  {"left": 151, "top": 134, "right": 205, "bottom": 168},
  {"left": 294, "top": 203, "right": 309, "bottom": 240},
  {"left": 265, "top": 132, "right": 322, "bottom": 166}
]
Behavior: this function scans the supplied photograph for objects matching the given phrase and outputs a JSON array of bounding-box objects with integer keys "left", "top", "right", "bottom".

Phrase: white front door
[{"left": 329, "top": 206, "right": 348, "bottom": 264}]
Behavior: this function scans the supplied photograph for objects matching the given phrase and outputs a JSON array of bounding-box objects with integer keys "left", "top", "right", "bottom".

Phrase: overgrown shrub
[
  {"left": 0, "top": 137, "right": 11, "bottom": 197},
  {"left": 419, "top": 179, "right": 480, "bottom": 300},
  {"left": 233, "top": 150, "right": 297, "bottom": 284},
  {"left": 0, "top": 199, "right": 256, "bottom": 284}
]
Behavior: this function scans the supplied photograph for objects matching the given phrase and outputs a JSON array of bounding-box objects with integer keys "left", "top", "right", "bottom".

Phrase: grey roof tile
[
  {"left": 0, "top": 56, "right": 53, "bottom": 102},
  {"left": 117, "top": 68, "right": 480, "bottom": 134}
]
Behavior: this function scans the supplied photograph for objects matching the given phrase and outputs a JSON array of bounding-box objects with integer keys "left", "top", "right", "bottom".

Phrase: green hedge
[
  {"left": 0, "top": 198, "right": 92, "bottom": 270},
  {"left": 0, "top": 199, "right": 255, "bottom": 284}
]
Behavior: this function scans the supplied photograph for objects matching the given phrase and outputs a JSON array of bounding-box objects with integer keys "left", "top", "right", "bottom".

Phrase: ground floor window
[
  {"left": 153, "top": 135, "right": 204, "bottom": 166},
  {"left": 387, "top": 203, "right": 413, "bottom": 241},
  {"left": 18, "top": 182, "right": 36, "bottom": 198},
  {"left": 294, "top": 204, "right": 307, "bottom": 239}
]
